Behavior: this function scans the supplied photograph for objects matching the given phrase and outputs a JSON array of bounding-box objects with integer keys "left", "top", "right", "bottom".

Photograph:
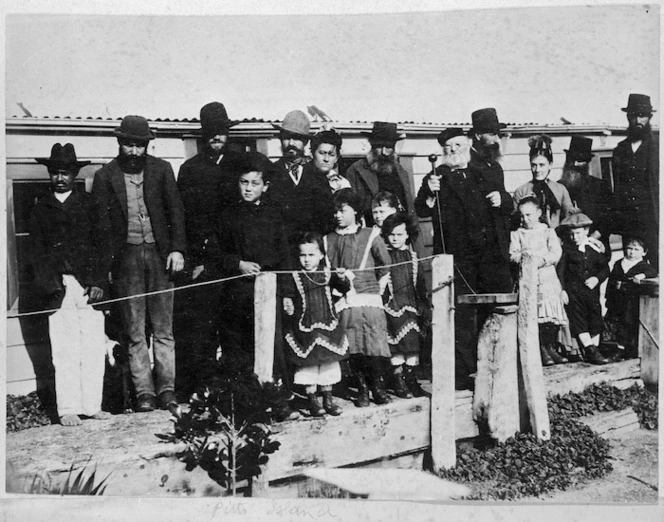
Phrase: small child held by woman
[
  {"left": 282, "top": 232, "right": 350, "bottom": 417},
  {"left": 381, "top": 212, "right": 428, "bottom": 398},
  {"left": 602, "top": 235, "right": 657, "bottom": 360},
  {"left": 510, "top": 195, "right": 569, "bottom": 366},
  {"left": 325, "top": 189, "right": 393, "bottom": 407}
]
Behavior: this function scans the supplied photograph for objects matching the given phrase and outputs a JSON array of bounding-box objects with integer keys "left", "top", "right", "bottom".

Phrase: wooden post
[
  {"left": 431, "top": 255, "right": 456, "bottom": 470},
  {"left": 254, "top": 272, "right": 277, "bottom": 384},
  {"left": 517, "top": 253, "right": 550, "bottom": 441},
  {"left": 638, "top": 279, "right": 659, "bottom": 387},
  {"left": 472, "top": 305, "right": 519, "bottom": 442}
]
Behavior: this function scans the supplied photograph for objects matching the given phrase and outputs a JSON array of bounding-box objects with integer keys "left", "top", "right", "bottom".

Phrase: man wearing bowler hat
[
  {"left": 174, "top": 102, "right": 240, "bottom": 399},
  {"left": 30, "top": 143, "right": 111, "bottom": 426},
  {"left": 610, "top": 93, "right": 659, "bottom": 268},
  {"left": 269, "top": 110, "right": 334, "bottom": 241},
  {"left": 345, "top": 121, "right": 415, "bottom": 227},
  {"left": 92, "top": 115, "right": 186, "bottom": 412},
  {"left": 559, "top": 136, "right": 612, "bottom": 251}
]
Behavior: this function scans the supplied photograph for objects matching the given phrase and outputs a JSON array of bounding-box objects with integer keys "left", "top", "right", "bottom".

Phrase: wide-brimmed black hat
[
  {"left": 200, "top": 102, "right": 239, "bottom": 139},
  {"left": 114, "top": 115, "right": 156, "bottom": 142},
  {"left": 621, "top": 93, "right": 656, "bottom": 114},
  {"left": 35, "top": 143, "right": 91, "bottom": 173},
  {"left": 437, "top": 127, "right": 466, "bottom": 146},
  {"left": 469, "top": 108, "right": 507, "bottom": 134},
  {"left": 361, "top": 121, "right": 404, "bottom": 146},
  {"left": 564, "top": 136, "right": 594, "bottom": 162}
]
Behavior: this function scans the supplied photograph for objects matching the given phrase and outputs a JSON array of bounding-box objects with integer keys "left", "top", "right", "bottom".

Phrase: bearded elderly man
[
  {"left": 609, "top": 93, "right": 659, "bottom": 268},
  {"left": 415, "top": 128, "right": 513, "bottom": 389},
  {"left": 345, "top": 121, "right": 414, "bottom": 227},
  {"left": 92, "top": 115, "right": 186, "bottom": 412}
]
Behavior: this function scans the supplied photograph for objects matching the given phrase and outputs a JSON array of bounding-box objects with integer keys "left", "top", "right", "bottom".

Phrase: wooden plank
[
  {"left": 473, "top": 307, "right": 519, "bottom": 442},
  {"left": 517, "top": 253, "right": 551, "bottom": 441},
  {"left": 430, "top": 255, "right": 456, "bottom": 470},
  {"left": 638, "top": 291, "right": 659, "bottom": 387},
  {"left": 456, "top": 293, "right": 518, "bottom": 305},
  {"left": 580, "top": 409, "right": 640, "bottom": 439},
  {"left": 544, "top": 358, "right": 640, "bottom": 397},
  {"left": 254, "top": 272, "right": 277, "bottom": 384}
]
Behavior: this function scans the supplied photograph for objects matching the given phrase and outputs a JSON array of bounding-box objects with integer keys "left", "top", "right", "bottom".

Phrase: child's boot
[
  {"left": 404, "top": 365, "right": 426, "bottom": 397},
  {"left": 548, "top": 344, "right": 569, "bottom": 364},
  {"left": 368, "top": 358, "right": 392, "bottom": 405},
  {"left": 307, "top": 393, "right": 326, "bottom": 417},
  {"left": 540, "top": 344, "right": 554, "bottom": 366},
  {"left": 390, "top": 365, "right": 413, "bottom": 399},
  {"left": 582, "top": 344, "right": 609, "bottom": 365},
  {"left": 321, "top": 388, "right": 342, "bottom": 416},
  {"left": 355, "top": 372, "right": 371, "bottom": 408}
]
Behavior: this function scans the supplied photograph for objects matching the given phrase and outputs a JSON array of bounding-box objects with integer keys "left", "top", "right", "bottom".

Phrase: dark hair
[
  {"left": 279, "top": 130, "right": 310, "bottom": 144},
  {"left": 516, "top": 194, "right": 541, "bottom": 210},
  {"left": 381, "top": 212, "right": 419, "bottom": 244},
  {"left": 623, "top": 235, "right": 648, "bottom": 253},
  {"left": 528, "top": 134, "right": 554, "bottom": 163},
  {"left": 311, "top": 129, "right": 342, "bottom": 155},
  {"left": 371, "top": 191, "right": 403, "bottom": 210},
  {"left": 296, "top": 231, "right": 326, "bottom": 256},
  {"left": 236, "top": 152, "right": 275, "bottom": 184},
  {"left": 333, "top": 188, "right": 362, "bottom": 223}
]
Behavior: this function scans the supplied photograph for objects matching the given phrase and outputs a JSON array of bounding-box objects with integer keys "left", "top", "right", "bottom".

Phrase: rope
[{"left": 7, "top": 253, "right": 454, "bottom": 318}]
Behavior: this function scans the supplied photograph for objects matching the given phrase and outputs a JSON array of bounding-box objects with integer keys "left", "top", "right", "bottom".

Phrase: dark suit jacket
[{"left": 92, "top": 155, "right": 186, "bottom": 276}]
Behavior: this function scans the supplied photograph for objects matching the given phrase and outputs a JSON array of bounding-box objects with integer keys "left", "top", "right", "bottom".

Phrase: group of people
[{"left": 28, "top": 94, "right": 658, "bottom": 427}]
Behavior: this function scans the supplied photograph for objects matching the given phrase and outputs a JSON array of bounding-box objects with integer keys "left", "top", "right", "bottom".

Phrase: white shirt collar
[{"left": 54, "top": 191, "right": 72, "bottom": 203}]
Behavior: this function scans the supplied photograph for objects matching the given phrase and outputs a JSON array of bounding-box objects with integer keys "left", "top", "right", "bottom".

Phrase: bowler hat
[
  {"left": 362, "top": 121, "right": 404, "bottom": 146},
  {"left": 200, "top": 102, "right": 239, "bottom": 139},
  {"left": 114, "top": 115, "right": 156, "bottom": 142},
  {"left": 437, "top": 127, "right": 465, "bottom": 147},
  {"left": 469, "top": 108, "right": 507, "bottom": 134},
  {"left": 564, "top": 136, "right": 594, "bottom": 162},
  {"left": 621, "top": 93, "right": 656, "bottom": 114},
  {"left": 35, "top": 143, "right": 91, "bottom": 173},
  {"left": 559, "top": 212, "right": 593, "bottom": 229},
  {"left": 272, "top": 110, "right": 311, "bottom": 140}
]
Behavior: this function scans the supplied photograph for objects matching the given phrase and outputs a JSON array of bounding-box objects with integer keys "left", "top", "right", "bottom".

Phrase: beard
[
  {"left": 206, "top": 139, "right": 226, "bottom": 158},
  {"left": 559, "top": 165, "right": 587, "bottom": 190},
  {"left": 117, "top": 148, "right": 148, "bottom": 174},
  {"left": 368, "top": 149, "right": 398, "bottom": 175},
  {"left": 440, "top": 147, "right": 471, "bottom": 169},
  {"left": 283, "top": 145, "right": 305, "bottom": 162},
  {"left": 474, "top": 140, "right": 503, "bottom": 163},
  {"left": 628, "top": 122, "right": 651, "bottom": 141}
]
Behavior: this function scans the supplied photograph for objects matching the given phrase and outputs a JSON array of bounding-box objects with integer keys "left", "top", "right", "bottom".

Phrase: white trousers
[
  {"left": 48, "top": 275, "right": 106, "bottom": 416},
  {"left": 293, "top": 361, "right": 342, "bottom": 386}
]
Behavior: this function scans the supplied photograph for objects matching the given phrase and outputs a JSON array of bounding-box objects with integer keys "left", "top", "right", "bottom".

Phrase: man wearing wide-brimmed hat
[
  {"left": 269, "top": 110, "right": 335, "bottom": 241},
  {"left": 174, "top": 102, "right": 241, "bottom": 399},
  {"left": 345, "top": 121, "right": 414, "bottom": 227},
  {"left": 30, "top": 143, "right": 112, "bottom": 426},
  {"left": 610, "top": 93, "right": 659, "bottom": 268},
  {"left": 92, "top": 115, "right": 186, "bottom": 412}
]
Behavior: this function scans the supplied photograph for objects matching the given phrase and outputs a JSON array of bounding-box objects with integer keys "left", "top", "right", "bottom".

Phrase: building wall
[{"left": 5, "top": 117, "right": 648, "bottom": 395}]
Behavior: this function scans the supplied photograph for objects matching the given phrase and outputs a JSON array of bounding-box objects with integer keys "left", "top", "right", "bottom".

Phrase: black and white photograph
[{"left": 2, "top": 0, "right": 661, "bottom": 520}]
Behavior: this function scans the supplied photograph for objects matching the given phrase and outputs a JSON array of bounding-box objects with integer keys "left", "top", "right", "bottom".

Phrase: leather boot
[
  {"left": 391, "top": 366, "right": 413, "bottom": 399},
  {"left": 583, "top": 344, "right": 610, "bottom": 365},
  {"left": 307, "top": 393, "right": 325, "bottom": 417},
  {"left": 540, "top": 344, "right": 554, "bottom": 366},
  {"left": 355, "top": 372, "right": 371, "bottom": 408},
  {"left": 367, "top": 357, "right": 392, "bottom": 405},
  {"left": 404, "top": 365, "right": 426, "bottom": 397},
  {"left": 548, "top": 343, "right": 569, "bottom": 364},
  {"left": 321, "top": 391, "right": 342, "bottom": 416}
]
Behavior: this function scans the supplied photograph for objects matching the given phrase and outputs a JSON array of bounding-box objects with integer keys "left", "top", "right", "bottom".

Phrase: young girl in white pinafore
[
  {"left": 509, "top": 195, "right": 569, "bottom": 367},
  {"left": 324, "top": 189, "right": 392, "bottom": 407},
  {"left": 381, "top": 212, "right": 428, "bottom": 398},
  {"left": 282, "top": 232, "right": 350, "bottom": 417}
]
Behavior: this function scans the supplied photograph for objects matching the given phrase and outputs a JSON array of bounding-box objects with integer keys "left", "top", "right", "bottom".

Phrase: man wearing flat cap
[
  {"left": 345, "top": 121, "right": 415, "bottom": 227},
  {"left": 610, "top": 93, "right": 659, "bottom": 268},
  {"left": 30, "top": 143, "right": 112, "bottom": 425},
  {"left": 415, "top": 127, "right": 511, "bottom": 389},
  {"left": 174, "top": 102, "right": 240, "bottom": 398},
  {"left": 92, "top": 115, "right": 186, "bottom": 412},
  {"left": 269, "top": 110, "right": 334, "bottom": 242}
]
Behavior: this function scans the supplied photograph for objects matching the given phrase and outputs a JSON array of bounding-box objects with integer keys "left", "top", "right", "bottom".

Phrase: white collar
[
  {"left": 54, "top": 191, "right": 72, "bottom": 203},
  {"left": 336, "top": 223, "right": 360, "bottom": 235}
]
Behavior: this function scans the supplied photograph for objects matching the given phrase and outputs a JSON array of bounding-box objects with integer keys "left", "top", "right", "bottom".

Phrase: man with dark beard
[
  {"left": 345, "top": 121, "right": 414, "bottom": 226},
  {"left": 609, "top": 94, "right": 659, "bottom": 268},
  {"left": 92, "top": 115, "right": 186, "bottom": 412},
  {"left": 269, "top": 110, "right": 334, "bottom": 241},
  {"left": 558, "top": 136, "right": 612, "bottom": 251},
  {"left": 174, "top": 102, "right": 240, "bottom": 399},
  {"left": 415, "top": 128, "right": 512, "bottom": 389}
]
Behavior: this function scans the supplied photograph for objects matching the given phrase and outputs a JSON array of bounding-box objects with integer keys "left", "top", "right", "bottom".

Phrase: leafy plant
[
  {"left": 6, "top": 392, "right": 51, "bottom": 432},
  {"left": 157, "top": 359, "right": 282, "bottom": 495},
  {"left": 14, "top": 461, "right": 111, "bottom": 495}
]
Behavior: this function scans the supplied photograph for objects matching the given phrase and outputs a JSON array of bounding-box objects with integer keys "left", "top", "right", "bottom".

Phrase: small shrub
[
  {"left": 11, "top": 462, "right": 111, "bottom": 495},
  {"left": 6, "top": 392, "right": 51, "bottom": 432}
]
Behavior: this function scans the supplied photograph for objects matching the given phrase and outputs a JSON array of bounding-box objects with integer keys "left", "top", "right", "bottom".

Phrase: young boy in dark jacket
[
  {"left": 217, "top": 152, "right": 298, "bottom": 420},
  {"left": 557, "top": 213, "right": 610, "bottom": 365}
]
